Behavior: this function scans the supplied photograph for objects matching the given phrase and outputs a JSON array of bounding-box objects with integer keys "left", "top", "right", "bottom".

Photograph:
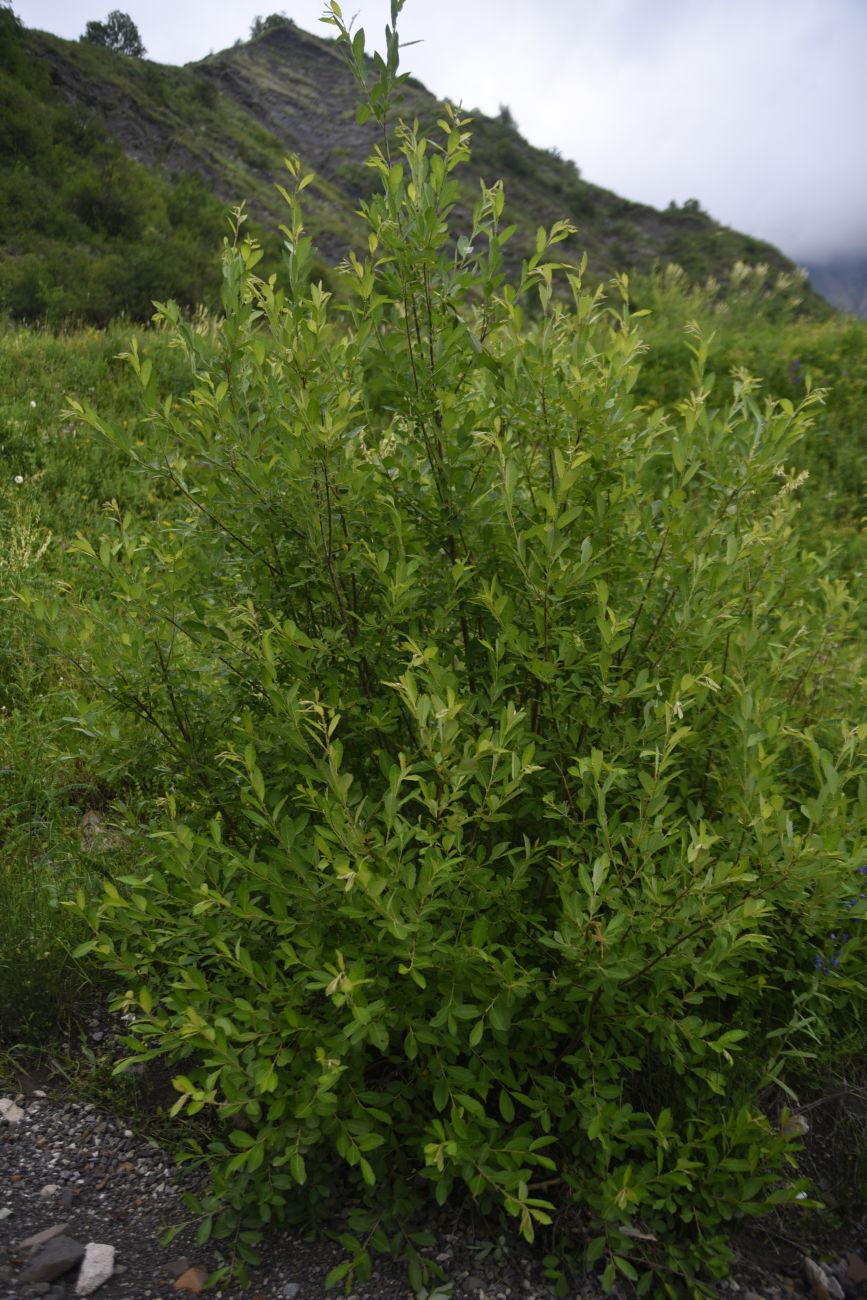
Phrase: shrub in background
[
  {"left": 31, "top": 3, "right": 866, "bottom": 1292},
  {"left": 631, "top": 262, "right": 867, "bottom": 549}
]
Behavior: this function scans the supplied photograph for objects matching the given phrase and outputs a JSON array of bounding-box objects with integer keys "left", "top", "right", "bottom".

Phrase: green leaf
[{"left": 325, "top": 1261, "right": 352, "bottom": 1289}]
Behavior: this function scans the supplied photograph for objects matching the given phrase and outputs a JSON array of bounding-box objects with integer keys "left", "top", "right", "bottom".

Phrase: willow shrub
[{"left": 33, "top": 5, "right": 866, "bottom": 1294}]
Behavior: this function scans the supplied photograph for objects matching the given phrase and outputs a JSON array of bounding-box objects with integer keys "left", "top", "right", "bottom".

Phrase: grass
[{"left": 0, "top": 320, "right": 194, "bottom": 1042}]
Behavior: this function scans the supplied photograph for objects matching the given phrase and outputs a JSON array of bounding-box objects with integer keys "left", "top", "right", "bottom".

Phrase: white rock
[
  {"left": 0, "top": 1098, "right": 24, "bottom": 1124},
  {"left": 75, "top": 1242, "right": 115, "bottom": 1296},
  {"left": 805, "top": 1257, "right": 845, "bottom": 1300},
  {"left": 38, "top": 1184, "right": 61, "bottom": 1200}
]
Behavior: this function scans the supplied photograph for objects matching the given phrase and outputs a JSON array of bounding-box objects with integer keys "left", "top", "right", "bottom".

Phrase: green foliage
[
  {"left": 0, "top": 322, "right": 194, "bottom": 1041},
  {"left": 630, "top": 262, "right": 867, "bottom": 582},
  {"left": 250, "top": 12, "right": 294, "bottom": 40},
  {"left": 25, "top": 11, "right": 867, "bottom": 1293},
  {"left": 0, "top": 18, "right": 230, "bottom": 324},
  {"left": 82, "top": 10, "right": 146, "bottom": 58}
]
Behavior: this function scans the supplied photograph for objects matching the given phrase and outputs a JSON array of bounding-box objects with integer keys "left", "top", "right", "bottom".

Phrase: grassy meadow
[{"left": 0, "top": 323, "right": 172, "bottom": 1031}]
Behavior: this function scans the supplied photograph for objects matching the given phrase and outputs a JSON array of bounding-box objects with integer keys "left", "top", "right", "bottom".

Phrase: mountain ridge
[{"left": 0, "top": 9, "right": 829, "bottom": 323}]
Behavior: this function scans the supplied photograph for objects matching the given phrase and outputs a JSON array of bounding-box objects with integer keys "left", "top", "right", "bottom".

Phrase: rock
[
  {"left": 80, "top": 810, "right": 126, "bottom": 854},
  {"left": 845, "top": 1255, "right": 867, "bottom": 1286},
  {"left": 0, "top": 1098, "right": 24, "bottom": 1125},
  {"left": 465, "top": 1278, "right": 486, "bottom": 1293},
  {"left": 38, "top": 1185, "right": 61, "bottom": 1201},
  {"left": 742, "top": 1292, "right": 766, "bottom": 1300},
  {"left": 174, "top": 1266, "right": 208, "bottom": 1293},
  {"left": 805, "top": 1259, "right": 845, "bottom": 1300},
  {"left": 162, "top": 1258, "right": 191, "bottom": 1279},
  {"left": 18, "top": 1225, "right": 71, "bottom": 1251},
  {"left": 282, "top": 1286, "right": 301, "bottom": 1299},
  {"left": 19, "top": 1236, "right": 85, "bottom": 1285},
  {"left": 780, "top": 1113, "right": 810, "bottom": 1136},
  {"left": 0, "top": 1209, "right": 11, "bottom": 1221},
  {"left": 74, "top": 1243, "right": 115, "bottom": 1296}
]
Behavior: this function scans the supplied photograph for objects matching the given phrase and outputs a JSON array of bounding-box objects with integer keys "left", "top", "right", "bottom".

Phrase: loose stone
[
  {"left": 846, "top": 1255, "right": 867, "bottom": 1285},
  {"left": 804, "top": 1258, "right": 845, "bottom": 1300},
  {"left": 17, "top": 1225, "right": 71, "bottom": 1251},
  {"left": 0, "top": 1098, "right": 25, "bottom": 1125},
  {"left": 162, "top": 1258, "right": 191, "bottom": 1279},
  {"left": 19, "top": 1236, "right": 85, "bottom": 1285},
  {"left": 74, "top": 1242, "right": 115, "bottom": 1296},
  {"left": 174, "top": 1265, "right": 208, "bottom": 1293}
]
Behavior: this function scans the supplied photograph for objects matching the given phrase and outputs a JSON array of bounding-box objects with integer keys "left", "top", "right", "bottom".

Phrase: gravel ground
[
  {"left": 2, "top": 1012, "right": 866, "bottom": 1299},
  {"left": 0, "top": 1081, "right": 593, "bottom": 1300}
]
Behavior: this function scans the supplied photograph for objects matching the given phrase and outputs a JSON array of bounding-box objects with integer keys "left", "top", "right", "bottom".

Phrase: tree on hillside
[
  {"left": 82, "top": 11, "right": 146, "bottom": 57},
  {"left": 250, "top": 12, "right": 293, "bottom": 39}
]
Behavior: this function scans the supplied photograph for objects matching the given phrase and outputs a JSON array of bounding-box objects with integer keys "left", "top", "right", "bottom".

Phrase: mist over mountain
[{"left": 804, "top": 254, "right": 867, "bottom": 319}]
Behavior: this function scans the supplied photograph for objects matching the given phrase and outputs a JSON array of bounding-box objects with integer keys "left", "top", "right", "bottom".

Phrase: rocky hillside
[{"left": 0, "top": 8, "right": 825, "bottom": 323}]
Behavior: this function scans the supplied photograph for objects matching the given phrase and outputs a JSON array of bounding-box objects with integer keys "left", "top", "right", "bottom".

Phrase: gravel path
[
  {"left": 0, "top": 1081, "right": 589, "bottom": 1300},
  {"left": 2, "top": 1019, "right": 866, "bottom": 1300}
]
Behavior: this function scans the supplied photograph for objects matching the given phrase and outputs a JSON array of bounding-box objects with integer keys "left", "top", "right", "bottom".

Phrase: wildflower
[
  {"left": 29, "top": 400, "right": 36, "bottom": 408},
  {"left": 14, "top": 475, "right": 24, "bottom": 484}
]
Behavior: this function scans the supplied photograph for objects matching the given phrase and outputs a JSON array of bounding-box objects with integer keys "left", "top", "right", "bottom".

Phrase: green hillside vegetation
[
  {"left": 0, "top": 7, "right": 237, "bottom": 321},
  {"left": 631, "top": 263, "right": 867, "bottom": 573},
  {"left": 1, "top": 6, "right": 865, "bottom": 1296},
  {"left": 0, "top": 5, "right": 825, "bottom": 325}
]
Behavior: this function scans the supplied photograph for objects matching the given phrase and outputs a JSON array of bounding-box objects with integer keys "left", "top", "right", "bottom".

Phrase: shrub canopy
[{"left": 41, "top": 6, "right": 866, "bottom": 1294}]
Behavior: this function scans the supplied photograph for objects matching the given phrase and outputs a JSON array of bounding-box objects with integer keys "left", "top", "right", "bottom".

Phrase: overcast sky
[{"left": 19, "top": 0, "right": 867, "bottom": 264}]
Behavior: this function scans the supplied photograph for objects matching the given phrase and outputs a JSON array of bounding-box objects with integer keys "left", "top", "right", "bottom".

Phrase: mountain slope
[
  {"left": 805, "top": 255, "right": 867, "bottom": 319},
  {"left": 0, "top": 9, "right": 826, "bottom": 324}
]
